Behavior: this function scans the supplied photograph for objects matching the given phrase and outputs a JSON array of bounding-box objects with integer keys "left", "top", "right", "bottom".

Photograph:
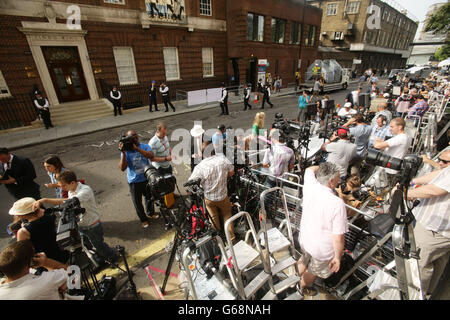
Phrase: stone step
[
  {"left": 53, "top": 112, "right": 114, "bottom": 126},
  {"left": 51, "top": 107, "right": 112, "bottom": 121},
  {"left": 51, "top": 101, "right": 110, "bottom": 115}
]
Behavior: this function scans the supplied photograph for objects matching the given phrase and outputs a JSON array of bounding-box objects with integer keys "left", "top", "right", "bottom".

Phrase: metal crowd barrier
[{"left": 237, "top": 168, "right": 396, "bottom": 299}]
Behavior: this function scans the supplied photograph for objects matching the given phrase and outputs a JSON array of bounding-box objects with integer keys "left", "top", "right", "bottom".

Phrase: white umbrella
[{"left": 438, "top": 58, "right": 450, "bottom": 68}]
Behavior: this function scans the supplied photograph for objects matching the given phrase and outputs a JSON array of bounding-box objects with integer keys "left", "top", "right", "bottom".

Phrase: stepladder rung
[
  {"left": 262, "top": 290, "right": 277, "bottom": 300},
  {"left": 271, "top": 256, "right": 297, "bottom": 275},
  {"left": 284, "top": 291, "right": 304, "bottom": 300},
  {"left": 227, "top": 240, "right": 260, "bottom": 271},
  {"left": 261, "top": 228, "right": 292, "bottom": 254},
  {"left": 274, "top": 275, "right": 300, "bottom": 294},
  {"left": 244, "top": 270, "right": 271, "bottom": 298}
]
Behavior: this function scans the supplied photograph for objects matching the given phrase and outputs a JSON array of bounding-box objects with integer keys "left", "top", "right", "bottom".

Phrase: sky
[{"left": 393, "top": 0, "right": 447, "bottom": 38}]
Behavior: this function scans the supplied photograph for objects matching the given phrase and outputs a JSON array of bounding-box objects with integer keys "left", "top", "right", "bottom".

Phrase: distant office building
[
  {"left": 408, "top": 2, "right": 447, "bottom": 66},
  {"left": 308, "top": 0, "right": 419, "bottom": 74}
]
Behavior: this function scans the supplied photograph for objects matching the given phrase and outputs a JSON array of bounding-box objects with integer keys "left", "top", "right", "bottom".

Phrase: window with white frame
[
  {"left": 0, "top": 71, "right": 11, "bottom": 97},
  {"left": 104, "top": 0, "right": 125, "bottom": 4},
  {"left": 327, "top": 3, "right": 338, "bottom": 16},
  {"left": 333, "top": 31, "right": 343, "bottom": 40},
  {"left": 200, "top": 0, "right": 212, "bottom": 16},
  {"left": 163, "top": 47, "right": 180, "bottom": 81},
  {"left": 113, "top": 47, "right": 138, "bottom": 85},
  {"left": 202, "top": 47, "right": 214, "bottom": 77},
  {"left": 346, "top": 1, "right": 360, "bottom": 14}
]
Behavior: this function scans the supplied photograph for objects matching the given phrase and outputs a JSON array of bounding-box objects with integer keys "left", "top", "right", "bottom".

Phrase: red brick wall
[
  {"left": 226, "top": 0, "right": 321, "bottom": 87},
  {"left": 77, "top": 19, "right": 228, "bottom": 100},
  {"left": 0, "top": 15, "right": 48, "bottom": 127}
]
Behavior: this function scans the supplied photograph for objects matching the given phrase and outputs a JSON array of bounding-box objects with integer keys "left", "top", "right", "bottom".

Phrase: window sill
[
  {"left": 119, "top": 82, "right": 139, "bottom": 86},
  {"left": 203, "top": 75, "right": 215, "bottom": 78},
  {"left": 167, "top": 78, "right": 182, "bottom": 82}
]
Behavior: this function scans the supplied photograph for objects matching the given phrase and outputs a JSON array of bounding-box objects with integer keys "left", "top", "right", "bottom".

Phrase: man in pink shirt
[{"left": 297, "top": 163, "right": 348, "bottom": 295}]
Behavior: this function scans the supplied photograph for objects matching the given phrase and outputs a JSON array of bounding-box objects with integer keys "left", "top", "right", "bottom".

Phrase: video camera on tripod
[{"left": 52, "top": 197, "right": 86, "bottom": 251}]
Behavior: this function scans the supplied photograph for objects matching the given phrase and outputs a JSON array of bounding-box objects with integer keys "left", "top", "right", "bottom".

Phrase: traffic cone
[{"left": 254, "top": 94, "right": 259, "bottom": 104}]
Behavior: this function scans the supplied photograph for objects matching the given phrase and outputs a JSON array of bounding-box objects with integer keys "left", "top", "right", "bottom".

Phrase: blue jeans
[{"left": 79, "top": 222, "right": 117, "bottom": 261}]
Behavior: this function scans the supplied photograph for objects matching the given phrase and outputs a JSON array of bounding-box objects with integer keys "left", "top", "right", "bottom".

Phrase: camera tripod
[
  {"left": 159, "top": 180, "right": 221, "bottom": 295},
  {"left": 389, "top": 187, "right": 425, "bottom": 300}
]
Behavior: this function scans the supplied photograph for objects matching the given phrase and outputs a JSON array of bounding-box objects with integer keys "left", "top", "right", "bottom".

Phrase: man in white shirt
[
  {"left": 33, "top": 93, "right": 54, "bottom": 129},
  {"left": 33, "top": 170, "right": 118, "bottom": 263},
  {"left": 188, "top": 141, "right": 235, "bottom": 242},
  {"left": 321, "top": 128, "right": 357, "bottom": 179},
  {"left": 373, "top": 117, "right": 412, "bottom": 186},
  {"left": 109, "top": 85, "right": 122, "bottom": 116},
  {"left": 297, "top": 163, "right": 348, "bottom": 295},
  {"left": 337, "top": 102, "right": 357, "bottom": 118},
  {"left": 0, "top": 240, "right": 68, "bottom": 300},
  {"left": 407, "top": 153, "right": 450, "bottom": 297}
]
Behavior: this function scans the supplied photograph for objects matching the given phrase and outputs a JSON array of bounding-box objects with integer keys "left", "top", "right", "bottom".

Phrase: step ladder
[
  {"left": 179, "top": 234, "right": 235, "bottom": 300},
  {"left": 224, "top": 211, "right": 276, "bottom": 300},
  {"left": 258, "top": 187, "right": 303, "bottom": 300}
]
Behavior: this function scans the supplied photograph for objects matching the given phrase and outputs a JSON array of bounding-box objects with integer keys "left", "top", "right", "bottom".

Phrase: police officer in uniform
[
  {"left": 160, "top": 81, "right": 176, "bottom": 112},
  {"left": 148, "top": 80, "right": 159, "bottom": 112},
  {"left": 219, "top": 83, "right": 229, "bottom": 115},
  {"left": 33, "top": 93, "right": 54, "bottom": 129},
  {"left": 243, "top": 83, "right": 252, "bottom": 111},
  {"left": 110, "top": 85, "right": 122, "bottom": 116},
  {"left": 261, "top": 83, "right": 273, "bottom": 109}
]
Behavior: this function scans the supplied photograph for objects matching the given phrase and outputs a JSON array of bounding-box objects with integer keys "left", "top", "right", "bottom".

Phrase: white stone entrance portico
[{"left": 19, "top": 21, "right": 98, "bottom": 106}]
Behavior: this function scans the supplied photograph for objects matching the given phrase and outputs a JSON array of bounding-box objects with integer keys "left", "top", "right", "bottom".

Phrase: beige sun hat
[
  {"left": 9, "top": 197, "right": 36, "bottom": 216},
  {"left": 190, "top": 124, "right": 205, "bottom": 137}
]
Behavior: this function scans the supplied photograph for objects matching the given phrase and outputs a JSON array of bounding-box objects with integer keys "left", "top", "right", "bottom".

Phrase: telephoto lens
[{"left": 366, "top": 149, "right": 403, "bottom": 171}]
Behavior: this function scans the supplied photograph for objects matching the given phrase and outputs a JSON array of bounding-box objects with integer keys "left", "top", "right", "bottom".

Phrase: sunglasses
[{"left": 438, "top": 158, "right": 450, "bottom": 164}]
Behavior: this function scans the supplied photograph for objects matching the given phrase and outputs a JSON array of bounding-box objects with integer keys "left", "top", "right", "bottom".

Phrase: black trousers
[
  {"left": 149, "top": 95, "right": 158, "bottom": 111},
  {"left": 113, "top": 102, "right": 122, "bottom": 116},
  {"left": 39, "top": 109, "right": 53, "bottom": 128},
  {"left": 220, "top": 101, "right": 229, "bottom": 114},
  {"left": 129, "top": 181, "right": 153, "bottom": 222},
  {"left": 162, "top": 97, "right": 175, "bottom": 111},
  {"left": 244, "top": 98, "right": 252, "bottom": 110},
  {"left": 261, "top": 95, "right": 273, "bottom": 108},
  {"left": 7, "top": 182, "right": 41, "bottom": 201}
]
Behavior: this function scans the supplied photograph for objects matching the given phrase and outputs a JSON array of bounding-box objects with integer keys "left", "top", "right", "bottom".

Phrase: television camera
[
  {"left": 53, "top": 197, "right": 86, "bottom": 251},
  {"left": 118, "top": 133, "right": 135, "bottom": 152}
]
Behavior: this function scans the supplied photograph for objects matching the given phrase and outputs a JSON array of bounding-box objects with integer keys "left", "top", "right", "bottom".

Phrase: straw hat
[
  {"left": 9, "top": 197, "right": 36, "bottom": 216},
  {"left": 190, "top": 124, "right": 205, "bottom": 137}
]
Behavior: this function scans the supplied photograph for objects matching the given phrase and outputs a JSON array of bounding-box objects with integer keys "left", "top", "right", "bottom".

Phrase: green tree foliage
[
  {"left": 435, "top": 43, "right": 450, "bottom": 61},
  {"left": 424, "top": 3, "right": 450, "bottom": 35}
]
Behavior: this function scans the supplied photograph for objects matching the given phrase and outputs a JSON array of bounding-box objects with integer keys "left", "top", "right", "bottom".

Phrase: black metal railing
[{"left": 0, "top": 95, "right": 38, "bottom": 130}]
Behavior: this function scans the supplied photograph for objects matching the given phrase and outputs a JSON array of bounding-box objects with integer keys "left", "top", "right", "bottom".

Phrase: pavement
[{"left": 0, "top": 86, "right": 306, "bottom": 150}]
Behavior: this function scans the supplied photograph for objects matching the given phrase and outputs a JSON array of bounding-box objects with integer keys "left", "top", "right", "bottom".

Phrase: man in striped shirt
[
  {"left": 188, "top": 141, "right": 236, "bottom": 242},
  {"left": 407, "top": 150, "right": 450, "bottom": 297}
]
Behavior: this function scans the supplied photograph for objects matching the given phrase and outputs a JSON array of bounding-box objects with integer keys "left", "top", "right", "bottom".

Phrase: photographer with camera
[
  {"left": 9, "top": 197, "right": 68, "bottom": 264},
  {"left": 343, "top": 114, "right": 372, "bottom": 175},
  {"left": 119, "top": 130, "right": 157, "bottom": 228},
  {"left": 321, "top": 128, "right": 357, "bottom": 180},
  {"left": 404, "top": 152, "right": 450, "bottom": 298},
  {"left": 188, "top": 141, "right": 236, "bottom": 243},
  {"left": 373, "top": 117, "right": 412, "bottom": 187},
  {"left": 32, "top": 170, "right": 118, "bottom": 264},
  {"left": 297, "top": 163, "right": 348, "bottom": 296},
  {"left": 370, "top": 102, "right": 392, "bottom": 128},
  {"left": 261, "top": 129, "right": 295, "bottom": 188},
  {"left": 0, "top": 240, "right": 69, "bottom": 300},
  {"left": 368, "top": 115, "right": 390, "bottom": 149}
]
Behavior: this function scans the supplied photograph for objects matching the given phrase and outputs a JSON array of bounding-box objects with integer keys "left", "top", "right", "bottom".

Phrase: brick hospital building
[{"left": 0, "top": 0, "right": 321, "bottom": 129}]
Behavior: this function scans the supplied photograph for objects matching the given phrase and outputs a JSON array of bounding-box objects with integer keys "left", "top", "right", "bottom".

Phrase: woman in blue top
[
  {"left": 43, "top": 155, "right": 67, "bottom": 198},
  {"left": 297, "top": 90, "right": 310, "bottom": 125}
]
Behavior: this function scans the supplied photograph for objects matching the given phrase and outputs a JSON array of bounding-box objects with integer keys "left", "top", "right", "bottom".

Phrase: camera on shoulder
[{"left": 119, "top": 134, "right": 135, "bottom": 152}]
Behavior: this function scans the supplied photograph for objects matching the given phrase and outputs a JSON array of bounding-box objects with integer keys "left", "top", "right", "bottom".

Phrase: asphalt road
[{"left": 0, "top": 81, "right": 374, "bottom": 254}]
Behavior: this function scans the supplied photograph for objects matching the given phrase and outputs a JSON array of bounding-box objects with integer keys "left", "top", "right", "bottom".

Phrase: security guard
[
  {"left": 243, "top": 83, "right": 252, "bottom": 111},
  {"left": 219, "top": 83, "right": 229, "bottom": 115},
  {"left": 160, "top": 81, "right": 176, "bottom": 112}
]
